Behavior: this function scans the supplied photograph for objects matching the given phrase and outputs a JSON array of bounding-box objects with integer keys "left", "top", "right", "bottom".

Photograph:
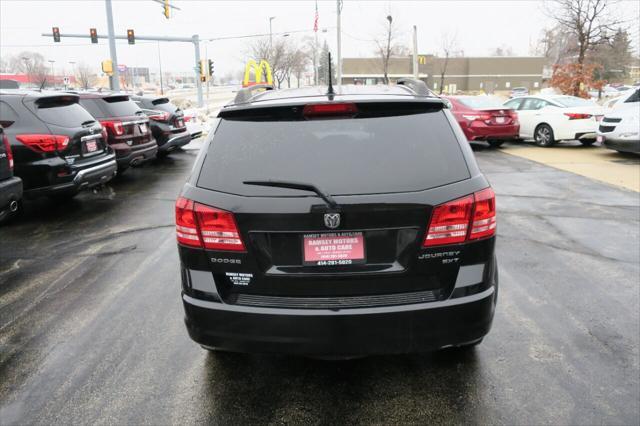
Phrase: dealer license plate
[{"left": 303, "top": 232, "right": 365, "bottom": 266}]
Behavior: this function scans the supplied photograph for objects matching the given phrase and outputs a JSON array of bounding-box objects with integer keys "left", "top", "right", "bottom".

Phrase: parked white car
[
  {"left": 597, "top": 88, "right": 640, "bottom": 154},
  {"left": 503, "top": 95, "right": 606, "bottom": 147}
]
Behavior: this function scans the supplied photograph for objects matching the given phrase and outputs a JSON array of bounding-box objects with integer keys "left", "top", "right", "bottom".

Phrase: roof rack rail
[
  {"left": 396, "top": 78, "right": 433, "bottom": 97},
  {"left": 233, "top": 84, "right": 275, "bottom": 104}
]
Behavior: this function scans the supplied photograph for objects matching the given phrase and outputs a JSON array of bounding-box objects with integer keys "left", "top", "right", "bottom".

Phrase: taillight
[
  {"left": 16, "top": 134, "right": 69, "bottom": 153},
  {"left": 303, "top": 103, "right": 358, "bottom": 118},
  {"left": 423, "top": 187, "right": 496, "bottom": 247},
  {"left": 100, "top": 120, "right": 125, "bottom": 136},
  {"left": 462, "top": 113, "right": 492, "bottom": 122},
  {"left": 2, "top": 134, "right": 13, "bottom": 169},
  {"left": 183, "top": 115, "right": 193, "bottom": 123},
  {"left": 423, "top": 195, "right": 473, "bottom": 246},
  {"left": 148, "top": 111, "right": 170, "bottom": 122},
  {"left": 564, "top": 112, "right": 592, "bottom": 120},
  {"left": 175, "top": 197, "right": 245, "bottom": 251},
  {"left": 469, "top": 187, "right": 496, "bottom": 240}
]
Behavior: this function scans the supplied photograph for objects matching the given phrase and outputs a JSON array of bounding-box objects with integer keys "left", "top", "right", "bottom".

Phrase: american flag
[{"left": 313, "top": 1, "right": 319, "bottom": 32}]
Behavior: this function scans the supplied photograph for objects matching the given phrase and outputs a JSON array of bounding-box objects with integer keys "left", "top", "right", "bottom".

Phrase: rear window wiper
[{"left": 243, "top": 180, "right": 338, "bottom": 209}]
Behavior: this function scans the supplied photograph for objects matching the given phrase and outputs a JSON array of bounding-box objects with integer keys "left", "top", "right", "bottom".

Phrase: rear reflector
[
  {"left": 303, "top": 103, "right": 357, "bottom": 118},
  {"left": 100, "top": 120, "right": 125, "bottom": 136},
  {"left": 16, "top": 134, "right": 69, "bottom": 153},
  {"left": 423, "top": 187, "right": 496, "bottom": 247},
  {"left": 175, "top": 197, "right": 245, "bottom": 251},
  {"left": 564, "top": 112, "right": 592, "bottom": 120},
  {"left": 2, "top": 134, "right": 13, "bottom": 169}
]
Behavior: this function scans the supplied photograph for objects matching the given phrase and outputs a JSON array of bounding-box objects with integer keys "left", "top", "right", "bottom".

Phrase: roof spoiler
[
  {"left": 396, "top": 78, "right": 433, "bottom": 97},
  {"left": 233, "top": 84, "right": 275, "bottom": 104}
]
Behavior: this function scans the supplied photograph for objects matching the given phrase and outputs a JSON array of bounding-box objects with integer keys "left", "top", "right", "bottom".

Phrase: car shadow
[{"left": 198, "top": 348, "right": 485, "bottom": 423}]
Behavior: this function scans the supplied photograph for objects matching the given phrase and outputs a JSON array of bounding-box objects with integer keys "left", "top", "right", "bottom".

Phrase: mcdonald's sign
[
  {"left": 243, "top": 59, "right": 273, "bottom": 87},
  {"left": 418, "top": 55, "right": 427, "bottom": 65}
]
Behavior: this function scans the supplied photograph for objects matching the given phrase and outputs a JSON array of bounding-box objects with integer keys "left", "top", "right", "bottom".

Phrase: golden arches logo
[
  {"left": 243, "top": 59, "right": 273, "bottom": 87},
  {"left": 418, "top": 56, "right": 427, "bottom": 65}
]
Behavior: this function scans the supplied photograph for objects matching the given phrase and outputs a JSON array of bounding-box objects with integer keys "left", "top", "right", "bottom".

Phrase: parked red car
[{"left": 444, "top": 96, "right": 519, "bottom": 148}]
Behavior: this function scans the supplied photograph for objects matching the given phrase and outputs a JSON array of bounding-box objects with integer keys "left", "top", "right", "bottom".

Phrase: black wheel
[
  {"left": 534, "top": 124, "right": 555, "bottom": 147},
  {"left": 487, "top": 140, "right": 504, "bottom": 148},
  {"left": 580, "top": 139, "right": 596, "bottom": 146},
  {"left": 156, "top": 150, "right": 170, "bottom": 158}
]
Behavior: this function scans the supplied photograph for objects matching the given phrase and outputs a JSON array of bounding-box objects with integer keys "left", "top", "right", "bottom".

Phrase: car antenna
[{"left": 326, "top": 52, "right": 335, "bottom": 96}]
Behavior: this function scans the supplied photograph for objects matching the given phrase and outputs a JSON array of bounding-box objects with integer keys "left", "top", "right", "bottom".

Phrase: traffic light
[
  {"left": 127, "top": 29, "right": 135, "bottom": 45},
  {"left": 90, "top": 28, "right": 98, "bottom": 44},
  {"left": 164, "top": 0, "right": 170, "bottom": 19},
  {"left": 208, "top": 59, "right": 214, "bottom": 76},
  {"left": 52, "top": 27, "right": 60, "bottom": 43},
  {"left": 199, "top": 60, "right": 207, "bottom": 77}
]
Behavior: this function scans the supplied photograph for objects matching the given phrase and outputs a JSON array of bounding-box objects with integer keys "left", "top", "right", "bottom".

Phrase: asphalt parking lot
[{"left": 0, "top": 142, "right": 638, "bottom": 425}]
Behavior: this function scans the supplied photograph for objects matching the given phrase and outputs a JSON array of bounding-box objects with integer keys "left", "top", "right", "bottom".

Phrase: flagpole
[
  {"left": 336, "top": 0, "right": 342, "bottom": 85},
  {"left": 314, "top": 0, "right": 319, "bottom": 85}
]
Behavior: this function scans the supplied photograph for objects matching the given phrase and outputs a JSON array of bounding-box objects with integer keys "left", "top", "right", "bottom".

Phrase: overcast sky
[{"left": 1, "top": 0, "right": 639, "bottom": 77}]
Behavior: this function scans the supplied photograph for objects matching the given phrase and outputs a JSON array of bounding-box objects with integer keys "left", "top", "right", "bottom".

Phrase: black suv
[
  {"left": 0, "top": 125, "right": 22, "bottom": 223},
  {"left": 76, "top": 92, "right": 157, "bottom": 170},
  {"left": 176, "top": 82, "right": 498, "bottom": 357},
  {"left": 131, "top": 95, "right": 191, "bottom": 156},
  {"left": 0, "top": 91, "right": 117, "bottom": 199}
]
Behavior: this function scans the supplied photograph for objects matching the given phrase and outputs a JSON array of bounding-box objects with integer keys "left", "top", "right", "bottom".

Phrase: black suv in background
[
  {"left": 131, "top": 95, "right": 190, "bottom": 156},
  {"left": 76, "top": 93, "right": 157, "bottom": 170},
  {"left": 0, "top": 90, "right": 117, "bottom": 199},
  {"left": 176, "top": 81, "right": 499, "bottom": 357},
  {"left": 0, "top": 125, "right": 22, "bottom": 223}
]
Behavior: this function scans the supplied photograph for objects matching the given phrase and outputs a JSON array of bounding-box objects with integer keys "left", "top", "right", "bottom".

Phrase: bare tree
[
  {"left": 547, "top": 0, "right": 622, "bottom": 95},
  {"left": 75, "top": 63, "right": 96, "bottom": 90},
  {"left": 437, "top": 31, "right": 458, "bottom": 95},
  {"left": 490, "top": 45, "right": 515, "bottom": 56},
  {"left": 373, "top": 15, "right": 406, "bottom": 84}
]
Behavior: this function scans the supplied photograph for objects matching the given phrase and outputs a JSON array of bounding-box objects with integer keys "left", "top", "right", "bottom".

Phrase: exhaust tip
[{"left": 9, "top": 200, "right": 18, "bottom": 212}]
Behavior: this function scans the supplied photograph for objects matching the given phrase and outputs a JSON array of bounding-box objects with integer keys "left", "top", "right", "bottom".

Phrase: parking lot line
[{"left": 500, "top": 143, "right": 640, "bottom": 192}]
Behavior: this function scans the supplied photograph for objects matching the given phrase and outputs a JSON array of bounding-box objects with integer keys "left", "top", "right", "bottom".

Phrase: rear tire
[
  {"left": 487, "top": 140, "right": 504, "bottom": 148},
  {"left": 534, "top": 124, "right": 555, "bottom": 147},
  {"left": 580, "top": 139, "right": 596, "bottom": 146}
]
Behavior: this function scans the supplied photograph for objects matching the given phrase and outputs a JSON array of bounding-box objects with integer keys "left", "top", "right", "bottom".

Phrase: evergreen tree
[{"left": 317, "top": 41, "right": 335, "bottom": 85}]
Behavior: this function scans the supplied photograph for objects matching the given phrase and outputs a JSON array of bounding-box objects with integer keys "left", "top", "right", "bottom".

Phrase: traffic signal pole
[
  {"left": 105, "top": 0, "right": 120, "bottom": 91},
  {"left": 42, "top": 31, "right": 205, "bottom": 107}
]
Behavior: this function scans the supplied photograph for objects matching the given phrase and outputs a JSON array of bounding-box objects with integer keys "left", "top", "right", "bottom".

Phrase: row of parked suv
[{"left": 0, "top": 90, "right": 199, "bottom": 223}]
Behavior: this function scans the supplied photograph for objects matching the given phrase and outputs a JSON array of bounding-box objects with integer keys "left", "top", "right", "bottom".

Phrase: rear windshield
[
  {"left": 553, "top": 96, "right": 595, "bottom": 107},
  {"left": 457, "top": 96, "right": 505, "bottom": 109},
  {"left": 198, "top": 111, "right": 470, "bottom": 196},
  {"left": 79, "top": 97, "right": 140, "bottom": 118},
  {"left": 36, "top": 97, "right": 95, "bottom": 128}
]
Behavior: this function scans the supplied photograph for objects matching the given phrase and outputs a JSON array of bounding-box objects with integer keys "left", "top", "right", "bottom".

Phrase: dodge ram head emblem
[{"left": 324, "top": 213, "right": 341, "bottom": 229}]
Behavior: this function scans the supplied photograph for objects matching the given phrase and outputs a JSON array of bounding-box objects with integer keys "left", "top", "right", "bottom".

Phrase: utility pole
[
  {"left": 412, "top": 25, "right": 419, "bottom": 79},
  {"left": 157, "top": 41, "right": 164, "bottom": 95},
  {"left": 192, "top": 34, "right": 204, "bottom": 107},
  {"left": 104, "top": 0, "right": 121, "bottom": 91},
  {"left": 336, "top": 0, "right": 342, "bottom": 85}
]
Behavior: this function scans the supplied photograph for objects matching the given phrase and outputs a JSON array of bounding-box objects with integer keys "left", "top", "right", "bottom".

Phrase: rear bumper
[
  {"left": 158, "top": 132, "right": 191, "bottom": 152},
  {"left": 183, "top": 285, "right": 497, "bottom": 356},
  {"left": 0, "top": 176, "right": 22, "bottom": 210},
  {"left": 23, "top": 155, "right": 117, "bottom": 198},
  {"left": 114, "top": 140, "right": 158, "bottom": 168},
  {"left": 464, "top": 124, "right": 519, "bottom": 141}
]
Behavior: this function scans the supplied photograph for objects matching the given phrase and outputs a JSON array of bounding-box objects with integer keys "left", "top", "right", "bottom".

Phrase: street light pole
[
  {"left": 157, "top": 41, "right": 164, "bottom": 95},
  {"left": 336, "top": 0, "right": 342, "bottom": 85},
  {"left": 48, "top": 60, "right": 55, "bottom": 85},
  {"left": 269, "top": 16, "right": 276, "bottom": 49},
  {"left": 105, "top": 0, "right": 121, "bottom": 91}
]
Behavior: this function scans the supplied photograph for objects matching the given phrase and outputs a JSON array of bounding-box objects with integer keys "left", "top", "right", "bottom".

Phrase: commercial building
[{"left": 341, "top": 55, "right": 546, "bottom": 93}]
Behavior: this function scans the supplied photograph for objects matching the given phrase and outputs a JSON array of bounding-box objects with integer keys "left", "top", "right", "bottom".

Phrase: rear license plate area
[{"left": 302, "top": 232, "right": 365, "bottom": 266}]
